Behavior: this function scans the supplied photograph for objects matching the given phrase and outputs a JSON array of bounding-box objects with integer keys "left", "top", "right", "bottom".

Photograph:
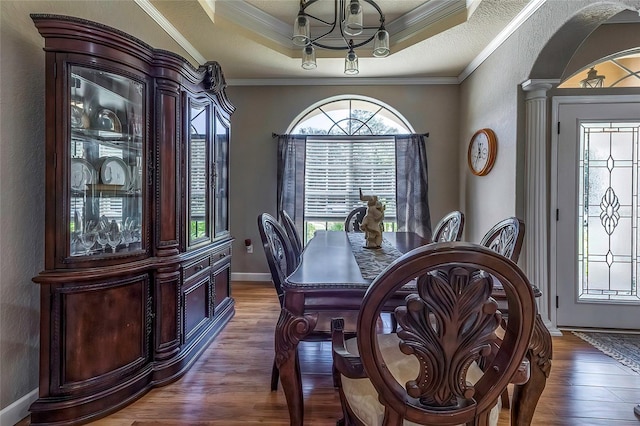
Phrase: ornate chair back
[
  {"left": 257, "top": 213, "right": 298, "bottom": 306},
  {"left": 430, "top": 210, "right": 465, "bottom": 243},
  {"left": 479, "top": 216, "right": 525, "bottom": 262},
  {"left": 280, "top": 209, "right": 303, "bottom": 262},
  {"left": 332, "top": 242, "right": 536, "bottom": 426},
  {"left": 344, "top": 206, "right": 368, "bottom": 232}
]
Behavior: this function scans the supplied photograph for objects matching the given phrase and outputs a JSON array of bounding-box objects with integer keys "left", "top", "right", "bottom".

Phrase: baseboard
[
  {"left": 1, "top": 388, "right": 37, "bottom": 426},
  {"left": 231, "top": 272, "right": 271, "bottom": 282}
]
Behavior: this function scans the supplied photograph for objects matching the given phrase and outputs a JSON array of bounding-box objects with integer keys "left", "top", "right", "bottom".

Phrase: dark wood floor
[{"left": 20, "top": 281, "right": 640, "bottom": 425}]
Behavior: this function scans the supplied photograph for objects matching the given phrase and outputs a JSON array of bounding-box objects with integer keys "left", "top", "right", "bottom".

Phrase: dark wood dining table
[{"left": 275, "top": 230, "right": 551, "bottom": 426}]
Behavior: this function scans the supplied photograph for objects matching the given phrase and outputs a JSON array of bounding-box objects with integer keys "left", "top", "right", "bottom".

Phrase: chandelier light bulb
[
  {"left": 344, "top": 48, "right": 359, "bottom": 75},
  {"left": 344, "top": 0, "right": 363, "bottom": 36},
  {"left": 373, "top": 29, "right": 390, "bottom": 57},
  {"left": 292, "top": 15, "right": 310, "bottom": 46},
  {"left": 302, "top": 45, "right": 317, "bottom": 70}
]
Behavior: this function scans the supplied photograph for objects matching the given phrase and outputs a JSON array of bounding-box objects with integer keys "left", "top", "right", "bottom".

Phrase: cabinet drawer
[
  {"left": 183, "top": 255, "right": 211, "bottom": 282},
  {"left": 211, "top": 246, "right": 231, "bottom": 267}
]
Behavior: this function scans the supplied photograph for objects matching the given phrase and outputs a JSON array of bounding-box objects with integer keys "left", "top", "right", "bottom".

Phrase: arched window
[
  {"left": 559, "top": 49, "right": 640, "bottom": 88},
  {"left": 283, "top": 96, "right": 422, "bottom": 241},
  {"left": 288, "top": 95, "right": 414, "bottom": 134}
]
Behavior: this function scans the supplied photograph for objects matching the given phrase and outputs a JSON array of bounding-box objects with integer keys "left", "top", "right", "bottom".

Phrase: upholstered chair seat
[{"left": 340, "top": 333, "right": 501, "bottom": 426}]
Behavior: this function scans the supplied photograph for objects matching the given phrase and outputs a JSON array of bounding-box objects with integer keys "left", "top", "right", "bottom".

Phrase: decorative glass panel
[
  {"left": 69, "top": 66, "right": 144, "bottom": 257},
  {"left": 188, "top": 102, "right": 210, "bottom": 245},
  {"left": 578, "top": 121, "right": 640, "bottom": 302},
  {"left": 214, "top": 115, "right": 229, "bottom": 236}
]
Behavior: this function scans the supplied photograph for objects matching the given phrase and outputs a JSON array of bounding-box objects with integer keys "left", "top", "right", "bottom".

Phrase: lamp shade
[
  {"left": 344, "top": 0, "right": 363, "bottom": 36},
  {"left": 302, "top": 46, "right": 317, "bottom": 70},
  {"left": 293, "top": 15, "right": 310, "bottom": 46},
  {"left": 344, "top": 49, "right": 359, "bottom": 75},
  {"left": 373, "top": 29, "right": 389, "bottom": 57}
]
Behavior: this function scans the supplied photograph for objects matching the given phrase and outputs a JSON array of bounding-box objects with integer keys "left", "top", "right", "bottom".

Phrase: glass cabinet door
[
  {"left": 187, "top": 100, "right": 211, "bottom": 247},
  {"left": 69, "top": 65, "right": 144, "bottom": 257},
  {"left": 214, "top": 115, "right": 229, "bottom": 237}
]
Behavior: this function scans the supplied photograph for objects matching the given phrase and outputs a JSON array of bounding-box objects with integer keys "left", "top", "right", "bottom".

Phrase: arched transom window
[{"left": 289, "top": 95, "right": 413, "bottom": 135}]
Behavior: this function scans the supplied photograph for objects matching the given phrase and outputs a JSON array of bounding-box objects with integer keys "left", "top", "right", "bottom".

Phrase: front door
[{"left": 555, "top": 99, "right": 640, "bottom": 329}]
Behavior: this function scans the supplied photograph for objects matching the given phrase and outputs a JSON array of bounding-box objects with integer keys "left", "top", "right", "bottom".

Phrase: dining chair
[
  {"left": 344, "top": 206, "right": 367, "bottom": 232},
  {"left": 478, "top": 216, "right": 550, "bottom": 414},
  {"left": 331, "top": 242, "right": 536, "bottom": 426},
  {"left": 280, "top": 209, "right": 303, "bottom": 261},
  {"left": 479, "top": 216, "right": 525, "bottom": 262},
  {"left": 430, "top": 210, "right": 464, "bottom": 243},
  {"left": 258, "top": 213, "right": 356, "bottom": 391}
]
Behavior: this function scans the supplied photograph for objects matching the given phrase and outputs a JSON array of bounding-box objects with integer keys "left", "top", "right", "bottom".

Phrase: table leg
[
  {"left": 274, "top": 308, "right": 318, "bottom": 426},
  {"left": 511, "top": 313, "right": 553, "bottom": 426}
]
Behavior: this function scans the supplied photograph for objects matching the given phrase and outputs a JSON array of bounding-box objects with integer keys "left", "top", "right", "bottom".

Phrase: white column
[{"left": 521, "top": 80, "right": 554, "bottom": 327}]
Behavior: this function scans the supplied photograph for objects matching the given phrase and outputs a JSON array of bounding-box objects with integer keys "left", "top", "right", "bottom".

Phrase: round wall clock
[{"left": 467, "top": 128, "right": 497, "bottom": 176}]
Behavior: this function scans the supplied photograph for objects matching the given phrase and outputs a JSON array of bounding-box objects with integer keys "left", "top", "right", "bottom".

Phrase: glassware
[
  {"left": 79, "top": 231, "right": 97, "bottom": 255},
  {"left": 106, "top": 220, "right": 122, "bottom": 253},
  {"left": 96, "top": 229, "right": 108, "bottom": 252}
]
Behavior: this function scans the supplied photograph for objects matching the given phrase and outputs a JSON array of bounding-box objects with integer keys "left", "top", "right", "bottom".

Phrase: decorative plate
[
  {"left": 99, "top": 156, "right": 130, "bottom": 188},
  {"left": 70, "top": 158, "right": 95, "bottom": 192}
]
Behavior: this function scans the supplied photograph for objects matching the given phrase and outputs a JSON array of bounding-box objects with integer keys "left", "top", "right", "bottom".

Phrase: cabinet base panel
[{"left": 29, "top": 299, "right": 235, "bottom": 426}]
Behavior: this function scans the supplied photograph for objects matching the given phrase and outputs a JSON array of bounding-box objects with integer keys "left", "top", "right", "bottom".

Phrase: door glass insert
[
  {"left": 578, "top": 121, "right": 640, "bottom": 302},
  {"left": 188, "top": 102, "right": 210, "bottom": 245},
  {"left": 69, "top": 66, "right": 144, "bottom": 257}
]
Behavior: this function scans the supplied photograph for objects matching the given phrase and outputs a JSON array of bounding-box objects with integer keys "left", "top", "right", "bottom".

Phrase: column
[{"left": 521, "top": 80, "right": 554, "bottom": 326}]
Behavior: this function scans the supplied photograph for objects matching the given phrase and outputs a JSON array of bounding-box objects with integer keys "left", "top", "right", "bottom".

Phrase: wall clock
[{"left": 467, "top": 128, "right": 497, "bottom": 176}]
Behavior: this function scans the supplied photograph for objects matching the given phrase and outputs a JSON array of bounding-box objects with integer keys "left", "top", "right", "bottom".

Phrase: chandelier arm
[{"left": 311, "top": 35, "right": 376, "bottom": 50}]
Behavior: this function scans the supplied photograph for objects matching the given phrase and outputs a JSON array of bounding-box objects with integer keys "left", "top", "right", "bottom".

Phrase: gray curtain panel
[
  {"left": 276, "top": 134, "right": 306, "bottom": 233},
  {"left": 395, "top": 134, "right": 431, "bottom": 240}
]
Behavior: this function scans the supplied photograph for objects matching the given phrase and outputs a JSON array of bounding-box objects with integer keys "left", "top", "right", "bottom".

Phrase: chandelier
[{"left": 292, "top": 0, "right": 390, "bottom": 75}]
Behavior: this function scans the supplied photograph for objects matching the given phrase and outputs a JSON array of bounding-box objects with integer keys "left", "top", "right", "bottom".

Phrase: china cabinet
[{"left": 30, "top": 14, "right": 235, "bottom": 425}]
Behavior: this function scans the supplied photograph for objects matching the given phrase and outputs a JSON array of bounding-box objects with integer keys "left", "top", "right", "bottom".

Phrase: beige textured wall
[{"left": 227, "top": 85, "right": 460, "bottom": 274}]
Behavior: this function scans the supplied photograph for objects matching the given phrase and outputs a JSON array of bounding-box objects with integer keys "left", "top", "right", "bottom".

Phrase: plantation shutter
[{"left": 304, "top": 137, "right": 396, "bottom": 221}]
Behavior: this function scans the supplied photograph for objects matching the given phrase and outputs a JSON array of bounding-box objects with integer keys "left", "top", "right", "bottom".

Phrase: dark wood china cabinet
[{"left": 30, "top": 14, "right": 235, "bottom": 425}]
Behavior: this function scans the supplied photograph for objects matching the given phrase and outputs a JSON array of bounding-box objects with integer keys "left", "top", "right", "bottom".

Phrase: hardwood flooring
[{"left": 19, "top": 282, "right": 640, "bottom": 425}]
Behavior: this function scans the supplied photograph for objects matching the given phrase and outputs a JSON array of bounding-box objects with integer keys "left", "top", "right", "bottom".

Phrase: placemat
[{"left": 347, "top": 232, "right": 404, "bottom": 280}]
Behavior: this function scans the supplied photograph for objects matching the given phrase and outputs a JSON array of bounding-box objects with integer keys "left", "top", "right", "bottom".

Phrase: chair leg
[
  {"left": 501, "top": 387, "right": 510, "bottom": 409},
  {"left": 270, "top": 359, "right": 279, "bottom": 391}
]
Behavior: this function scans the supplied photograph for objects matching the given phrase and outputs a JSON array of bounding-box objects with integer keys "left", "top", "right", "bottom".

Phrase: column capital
[{"left": 521, "top": 79, "right": 559, "bottom": 100}]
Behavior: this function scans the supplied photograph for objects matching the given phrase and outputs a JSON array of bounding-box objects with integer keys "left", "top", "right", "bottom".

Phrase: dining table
[{"left": 275, "top": 230, "right": 551, "bottom": 426}]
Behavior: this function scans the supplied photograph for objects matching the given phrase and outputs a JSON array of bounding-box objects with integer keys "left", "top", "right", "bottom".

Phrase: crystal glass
[
  {"left": 79, "top": 231, "right": 97, "bottom": 255},
  {"left": 106, "top": 221, "right": 122, "bottom": 252},
  {"left": 96, "top": 230, "right": 109, "bottom": 252}
]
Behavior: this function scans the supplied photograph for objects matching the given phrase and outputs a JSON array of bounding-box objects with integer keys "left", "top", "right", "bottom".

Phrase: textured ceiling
[{"left": 145, "top": 0, "right": 533, "bottom": 82}]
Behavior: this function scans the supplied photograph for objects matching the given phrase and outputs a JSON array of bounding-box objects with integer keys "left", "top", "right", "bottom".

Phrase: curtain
[
  {"left": 395, "top": 134, "right": 431, "bottom": 240},
  {"left": 276, "top": 134, "right": 306, "bottom": 234}
]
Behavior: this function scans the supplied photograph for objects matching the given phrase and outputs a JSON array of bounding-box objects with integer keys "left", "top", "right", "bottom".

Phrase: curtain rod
[{"left": 272, "top": 132, "right": 429, "bottom": 138}]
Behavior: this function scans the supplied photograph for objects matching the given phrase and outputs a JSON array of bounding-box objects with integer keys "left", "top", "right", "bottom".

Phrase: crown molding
[
  {"left": 387, "top": 0, "right": 467, "bottom": 44},
  {"left": 457, "top": 0, "right": 546, "bottom": 82},
  {"left": 215, "top": 0, "right": 293, "bottom": 48},
  {"left": 227, "top": 77, "right": 459, "bottom": 86},
  {"left": 134, "top": 0, "right": 207, "bottom": 65}
]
